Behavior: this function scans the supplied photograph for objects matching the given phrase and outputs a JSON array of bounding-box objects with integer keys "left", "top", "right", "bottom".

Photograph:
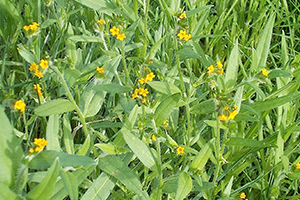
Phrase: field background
[{"left": 1, "top": 0, "right": 300, "bottom": 199}]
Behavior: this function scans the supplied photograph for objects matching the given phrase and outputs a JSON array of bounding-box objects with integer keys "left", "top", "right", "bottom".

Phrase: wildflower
[
  {"left": 185, "top": 26, "right": 189, "bottom": 29},
  {"left": 148, "top": 60, "right": 153, "bottom": 64},
  {"left": 219, "top": 68, "right": 224, "bottom": 76},
  {"left": 207, "top": 65, "right": 214, "bottom": 74},
  {"left": 110, "top": 26, "right": 119, "bottom": 36},
  {"left": 139, "top": 77, "right": 147, "bottom": 84},
  {"left": 224, "top": 106, "right": 229, "bottom": 111},
  {"left": 239, "top": 192, "right": 246, "bottom": 199},
  {"left": 39, "top": 59, "right": 48, "bottom": 69},
  {"left": 151, "top": 134, "right": 156, "bottom": 141},
  {"left": 139, "top": 88, "right": 149, "bottom": 97},
  {"left": 96, "top": 67, "right": 104, "bottom": 74},
  {"left": 29, "top": 62, "right": 39, "bottom": 72},
  {"left": 33, "top": 84, "right": 42, "bottom": 97},
  {"left": 177, "top": 30, "right": 186, "bottom": 40},
  {"left": 179, "top": 13, "right": 186, "bottom": 19},
  {"left": 219, "top": 114, "right": 227, "bottom": 121},
  {"left": 33, "top": 138, "right": 48, "bottom": 152},
  {"left": 97, "top": 19, "right": 105, "bottom": 25},
  {"left": 23, "top": 25, "right": 30, "bottom": 31},
  {"left": 14, "top": 100, "right": 26, "bottom": 114},
  {"left": 163, "top": 119, "right": 168, "bottom": 125},
  {"left": 116, "top": 33, "right": 126, "bottom": 41},
  {"left": 34, "top": 70, "right": 43, "bottom": 78},
  {"left": 262, "top": 68, "right": 269, "bottom": 76},
  {"left": 183, "top": 33, "right": 191, "bottom": 41},
  {"left": 296, "top": 163, "right": 300, "bottom": 169},
  {"left": 145, "top": 72, "right": 155, "bottom": 82},
  {"left": 142, "top": 98, "right": 146, "bottom": 104},
  {"left": 132, "top": 92, "right": 139, "bottom": 99},
  {"left": 228, "top": 110, "right": 238, "bottom": 120},
  {"left": 177, "top": 146, "right": 184, "bottom": 154},
  {"left": 216, "top": 61, "right": 223, "bottom": 69},
  {"left": 29, "top": 148, "right": 34, "bottom": 153}
]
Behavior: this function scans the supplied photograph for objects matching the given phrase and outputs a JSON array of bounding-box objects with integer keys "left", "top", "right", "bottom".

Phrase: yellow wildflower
[
  {"left": 39, "top": 59, "right": 48, "bottom": 69},
  {"left": 14, "top": 100, "right": 26, "bottom": 114},
  {"left": 139, "top": 88, "right": 149, "bottom": 97},
  {"left": 142, "top": 98, "right": 146, "bottom": 104},
  {"left": 228, "top": 110, "right": 238, "bottom": 120},
  {"left": 23, "top": 25, "right": 30, "bottom": 31},
  {"left": 179, "top": 13, "right": 186, "bottom": 19},
  {"left": 145, "top": 72, "right": 155, "bottom": 82},
  {"left": 33, "top": 84, "right": 42, "bottom": 97},
  {"left": 116, "top": 33, "right": 126, "bottom": 41},
  {"left": 219, "top": 115, "right": 227, "bottom": 121},
  {"left": 132, "top": 92, "right": 139, "bottom": 99},
  {"left": 29, "top": 148, "right": 34, "bottom": 153},
  {"left": 296, "top": 163, "right": 300, "bottom": 169},
  {"left": 29, "top": 22, "right": 39, "bottom": 31},
  {"left": 176, "top": 146, "right": 184, "bottom": 154},
  {"left": 207, "top": 65, "right": 214, "bottom": 75},
  {"left": 183, "top": 33, "right": 191, "bottom": 41},
  {"left": 96, "top": 67, "right": 104, "bottom": 74},
  {"left": 29, "top": 62, "right": 39, "bottom": 72},
  {"left": 177, "top": 30, "right": 186, "bottom": 40},
  {"left": 97, "top": 19, "right": 105, "bottom": 25},
  {"left": 163, "top": 119, "right": 168, "bottom": 125},
  {"left": 239, "top": 192, "right": 246, "bottom": 199},
  {"left": 219, "top": 68, "right": 224, "bottom": 76},
  {"left": 216, "top": 61, "right": 223, "bottom": 68},
  {"left": 151, "top": 134, "right": 156, "bottom": 141},
  {"left": 262, "top": 68, "right": 269, "bottom": 76},
  {"left": 33, "top": 138, "right": 48, "bottom": 152},
  {"left": 224, "top": 106, "right": 229, "bottom": 111},
  {"left": 34, "top": 70, "right": 43, "bottom": 78},
  {"left": 110, "top": 26, "right": 119, "bottom": 36},
  {"left": 139, "top": 77, "right": 147, "bottom": 84}
]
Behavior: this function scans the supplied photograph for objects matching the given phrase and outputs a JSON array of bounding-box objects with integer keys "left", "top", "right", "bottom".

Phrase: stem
[{"left": 120, "top": 41, "right": 129, "bottom": 86}]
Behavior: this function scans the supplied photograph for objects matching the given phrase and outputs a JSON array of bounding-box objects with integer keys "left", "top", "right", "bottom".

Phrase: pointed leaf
[
  {"left": 35, "top": 99, "right": 76, "bottom": 116},
  {"left": 190, "top": 141, "right": 212, "bottom": 171},
  {"left": 175, "top": 172, "right": 193, "bottom": 200},
  {"left": 60, "top": 171, "right": 78, "bottom": 200},
  {"left": 148, "top": 81, "right": 181, "bottom": 95},
  {"left": 225, "top": 40, "right": 239, "bottom": 89},
  {"left": 46, "top": 114, "right": 61, "bottom": 151}
]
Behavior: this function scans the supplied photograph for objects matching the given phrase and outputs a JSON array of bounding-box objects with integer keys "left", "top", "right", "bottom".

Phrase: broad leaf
[{"left": 35, "top": 99, "right": 76, "bottom": 116}]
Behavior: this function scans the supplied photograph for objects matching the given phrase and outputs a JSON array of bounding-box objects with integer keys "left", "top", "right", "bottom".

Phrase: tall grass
[{"left": 1, "top": 0, "right": 300, "bottom": 199}]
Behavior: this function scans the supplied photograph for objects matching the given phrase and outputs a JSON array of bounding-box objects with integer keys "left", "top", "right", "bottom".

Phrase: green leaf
[
  {"left": 154, "top": 93, "right": 181, "bottom": 127},
  {"left": 14, "top": 164, "right": 28, "bottom": 195},
  {"left": 225, "top": 138, "right": 274, "bottom": 147},
  {"left": 204, "top": 120, "right": 227, "bottom": 129},
  {"left": 190, "top": 100, "right": 215, "bottom": 114},
  {"left": 0, "top": 182, "right": 23, "bottom": 200},
  {"left": 186, "top": 5, "right": 212, "bottom": 17},
  {"left": 26, "top": 159, "right": 60, "bottom": 200},
  {"left": 64, "top": 68, "right": 81, "bottom": 87},
  {"left": 222, "top": 176, "right": 234, "bottom": 197},
  {"left": 35, "top": 99, "right": 76, "bottom": 116},
  {"left": 93, "top": 83, "right": 132, "bottom": 93},
  {"left": 225, "top": 40, "right": 239, "bottom": 89},
  {"left": 268, "top": 69, "right": 292, "bottom": 79},
  {"left": 17, "top": 44, "right": 37, "bottom": 64},
  {"left": 60, "top": 171, "right": 78, "bottom": 200},
  {"left": 46, "top": 115, "right": 61, "bottom": 151},
  {"left": 175, "top": 172, "right": 193, "bottom": 200},
  {"left": 63, "top": 115, "right": 74, "bottom": 154},
  {"left": 76, "top": 134, "right": 90, "bottom": 156},
  {"left": 98, "top": 155, "right": 149, "bottom": 200},
  {"left": 190, "top": 141, "right": 212, "bottom": 171},
  {"left": 74, "top": 0, "right": 117, "bottom": 15},
  {"left": 122, "top": 129, "right": 156, "bottom": 169},
  {"left": 145, "top": 35, "right": 167, "bottom": 61},
  {"left": 177, "top": 48, "right": 199, "bottom": 58},
  {"left": 28, "top": 150, "right": 96, "bottom": 169},
  {"left": 0, "top": 105, "right": 23, "bottom": 188},
  {"left": 250, "top": 92, "right": 300, "bottom": 112},
  {"left": 69, "top": 35, "right": 103, "bottom": 43},
  {"left": 148, "top": 81, "right": 181, "bottom": 95},
  {"left": 81, "top": 173, "right": 116, "bottom": 200},
  {"left": 123, "top": 104, "right": 141, "bottom": 130}
]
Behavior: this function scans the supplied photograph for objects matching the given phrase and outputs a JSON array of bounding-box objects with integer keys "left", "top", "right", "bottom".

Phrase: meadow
[{"left": 1, "top": 0, "right": 300, "bottom": 199}]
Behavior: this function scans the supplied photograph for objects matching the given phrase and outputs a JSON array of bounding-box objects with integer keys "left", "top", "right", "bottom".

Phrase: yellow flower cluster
[
  {"left": 33, "top": 84, "right": 42, "bottom": 97},
  {"left": 14, "top": 100, "right": 26, "bottom": 115},
  {"left": 138, "top": 72, "right": 155, "bottom": 84},
  {"left": 179, "top": 13, "right": 186, "bottom": 19},
  {"left": 177, "top": 146, "right": 184, "bottom": 154},
  {"left": 295, "top": 163, "right": 300, "bottom": 169},
  {"left": 207, "top": 61, "right": 224, "bottom": 76},
  {"left": 177, "top": 30, "right": 191, "bottom": 41},
  {"left": 219, "top": 106, "right": 239, "bottom": 121},
  {"left": 110, "top": 26, "right": 126, "bottom": 41},
  {"left": 29, "top": 138, "right": 48, "bottom": 153},
  {"left": 96, "top": 67, "right": 104, "bottom": 74},
  {"left": 29, "top": 59, "right": 48, "bottom": 78},
  {"left": 261, "top": 68, "right": 269, "bottom": 76},
  {"left": 132, "top": 88, "right": 149, "bottom": 104},
  {"left": 97, "top": 19, "right": 105, "bottom": 25},
  {"left": 23, "top": 22, "right": 39, "bottom": 31},
  {"left": 239, "top": 192, "right": 248, "bottom": 200}
]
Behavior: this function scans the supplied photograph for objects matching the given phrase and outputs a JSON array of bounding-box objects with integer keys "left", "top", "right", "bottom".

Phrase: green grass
[{"left": 1, "top": 0, "right": 300, "bottom": 199}]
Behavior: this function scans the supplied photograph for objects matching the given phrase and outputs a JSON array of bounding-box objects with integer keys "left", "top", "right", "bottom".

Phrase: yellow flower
[
  {"left": 39, "top": 59, "right": 48, "bottom": 69},
  {"left": 219, "top": 68, "right": 224, "bottom": 76},
  {"left": 179, "top": 13, "right": 186, "bottom": 19},
  {"left": 132, "top": 92, "right": 139, "bottom": 99},
  {"left": 145, "top": 72, "right": 155, "bottom": 82},
  {"left": 29, "top": 148, "right": 34, "bottom": 153},
  {"left": 176, "top": 146, "right": 184, "bottom": 154},
  {"left": 151, "top": 134, "right": 156, "bottom": 141},
  {"left": 33, "top": 84, "right": 42, "bottom": 97},
  {"left": 14, "top": 100, "right": 26, "bottom": 114},
  {"left": 142, "top": 98, "right": 146, "bottom": 104},
  {"left": 239, "top": 192, "right": 246, "bottom": 199},
  {"left": 216, "top": 61, "right": 223, "bottom": 68},
  {"left": 228, "top": 110, "right": 238, "bottom": 120},
  {"left": 262, "top": 68, "right": 269, "bottom": 76},
  {"left": 183, "top": 33, "right": 191, "bottom": 41},
  {"left": 34, "top": 70, "right": 43, "bottom": 78},
  {"left": 139, "top": 77, "right": 147, "bottom": 84},
  {"left": 163, "top": 119, "right": 168, "bottom": 125},
  {"left": 224, "top": 106, "right": 229, "bottom": 111},
  {"left": 97, "top": 67, "right": 104, "bottom": 74},
  {"left": 116, "top": 33, "right": 126, "bottom": 41},
  {"left": 296, "top": 163, "right": 300, "bottom": 169},
  {"left": 23, "top": 25, "right": 30, "bottom": 31},
  {"left": 139, "top": 88, "right": 149, "bottom": 97},
  {"left": 207, "top": 65, "right": 214, "bottom": 74},
  {"left": 97, "top": 19, "right": 105, "bottom": 25},
  {"left": 177, "top": 30, "right": 186, "bottom": 40},
  {"left": 219, "top": 114, "right": 227, "bottom": 121},
  {"left": 110, "top": 26, "right": 119, "bottom": 36},
  {"left": 29, "top": 62, "right": 39, "bottom": 71},
  {"left": 33, "top": 138, "right": 48, "bottom": 152},
  {"left": 29, "top": 22, "right": 39, "bottom": 31}
]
